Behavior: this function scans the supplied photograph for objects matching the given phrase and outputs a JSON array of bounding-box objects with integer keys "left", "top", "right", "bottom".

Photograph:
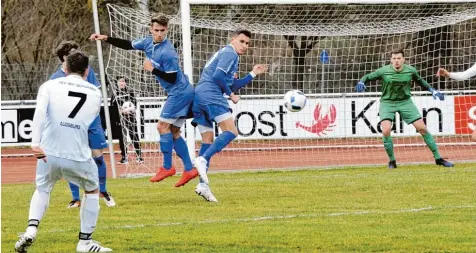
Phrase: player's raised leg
[
  {"left": 197, "top": 127, "right": 213, "bottom": 184},
  {"left": 171, "top": 123, "right": 199, "bottom": 187},
  {"left": 195, "top": 115, "right": 238, "bottom": 185},
  {"left": 150, "top": 88, "right": 195, "bottom": 184},
  {"left": 194, "top": 129, "right": 217, "bottom": 202},
  {"left": 412, "top": 119, "right": 454, "bottom": 167},
  {"left": 149, "top": 120, "right": 177, "bottom": 182}
]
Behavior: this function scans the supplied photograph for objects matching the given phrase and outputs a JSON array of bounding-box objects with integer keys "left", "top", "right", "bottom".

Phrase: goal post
[{"left": 106, "top": 1, "right": 476, "bottom": 176}]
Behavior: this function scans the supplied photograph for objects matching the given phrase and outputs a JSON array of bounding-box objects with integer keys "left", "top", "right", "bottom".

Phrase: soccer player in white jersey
[
  {"left": 192, "top": 29, "right": 268, "bottom": 202},
  {"left": 15, "top": 51, "right": 112, "bottom": 253},
  {"left": 437, "top": 63, "right": 476, "bottom": 141},
  {"left": 51, "top": 40, "right": 116, "bottom": 208}
]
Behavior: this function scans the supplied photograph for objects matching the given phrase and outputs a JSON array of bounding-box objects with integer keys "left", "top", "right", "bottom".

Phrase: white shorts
[{"left": 36, "top": 155, "right": 99, "bottom": 193}]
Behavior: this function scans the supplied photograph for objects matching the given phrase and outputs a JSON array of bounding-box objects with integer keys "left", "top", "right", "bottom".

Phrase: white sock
[
  {"left": 28, "top": 189, "right": 50, "bottom": 226},
  {"left": 80, "top": 193, "right": 100, "bottom": 234},
  {"left": 24, "top": 189, "right": 49, "bottom": 238},
  {"left": 25, "top": 226, "right": 37, "bottom": 237}
]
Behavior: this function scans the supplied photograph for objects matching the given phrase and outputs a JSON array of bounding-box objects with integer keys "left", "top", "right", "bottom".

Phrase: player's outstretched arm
[
  {"left": 231, "top": 64, "right": 268, "bottom": 92},
  {"left": 355, "top": 69, "right": 383, "bottom": 92},
  {"left": 143, "top": 59, "right": 177, "bottom": 83},
  {"left": 412, "top": 68, "right": 445, "bottom": 101},
  {"left": 437, "top": 63, "right": 476, "bottom": 81},
  {"left": 90, "top": 33, "right": 135, "bottom": 50}
]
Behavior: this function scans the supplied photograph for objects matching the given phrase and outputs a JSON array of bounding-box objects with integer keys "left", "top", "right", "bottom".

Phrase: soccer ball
[
  {"left": 121, "top": 101, "right": 135, "bottom": 114},
  {"left": 283, "top": 90, "right": 307, "bottom": 112}
]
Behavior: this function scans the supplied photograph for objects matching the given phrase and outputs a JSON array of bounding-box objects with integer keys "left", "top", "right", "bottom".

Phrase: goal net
[{"left": 106, "top": 2, "right": 476, "bottom": 176}]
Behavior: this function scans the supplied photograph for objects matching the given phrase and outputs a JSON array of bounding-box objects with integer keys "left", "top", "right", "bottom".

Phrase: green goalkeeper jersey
[{"left": 360, "top": 64, "right": 431, "bottom": 102}]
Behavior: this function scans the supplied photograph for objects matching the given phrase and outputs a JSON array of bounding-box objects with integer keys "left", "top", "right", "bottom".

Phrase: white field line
[
  {"left": 43, "top": 205, "right": 475, "bottom": 234},
  {"left": 218, "top": 168, "right": 476, "bottom": 183},
  {"left": 117, "top": 165, "right": 476, "bottom": 179}
]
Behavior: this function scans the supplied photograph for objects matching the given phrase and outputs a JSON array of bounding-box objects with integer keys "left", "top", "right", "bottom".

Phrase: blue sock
[
  {"left": 173, "top": 137, "right": 193, "bottom": 171},
  {"left": 94, "top": 156, "right": 107, "bottom": 193},
  {"left": 160, "top": 133, "right": 173, "bottom": 169},
  {"left": 198, "top": 143, "right": 211, "bottom": 184},
  {"left": 202, "top": 131, "right": 236, "bottom": 161},
  {"left": 68, "top": 182, "right": 80, "bottom": 201}
]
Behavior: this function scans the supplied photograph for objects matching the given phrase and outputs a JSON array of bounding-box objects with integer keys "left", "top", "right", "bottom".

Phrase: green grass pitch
[{"left": 2, "top": 164, "right": 476, "bottom": 252}]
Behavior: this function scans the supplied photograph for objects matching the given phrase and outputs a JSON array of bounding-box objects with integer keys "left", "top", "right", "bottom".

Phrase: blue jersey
[
  {"left": 49, "top": 66, "right": 100, "bottom": 87},
  {"left": 132, "top": 36, "right": 189, "bottom": 95},
  {"left": 195, "top": 45, "right": 239, "bottom": 104}
]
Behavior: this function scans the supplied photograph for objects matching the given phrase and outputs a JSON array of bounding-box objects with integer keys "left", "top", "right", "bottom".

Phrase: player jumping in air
[
  {"left": 192, "top": 29, "right": 268, "bottom": 202},
  {"left": 437, "top": 63, "right": 476, "bottom": 141},
  {"left": 15, "top": 51, "right": 112, "bottom": 253},
  {"left": 355, "top": 49, "right": 454, "bottom": 169},
  {"left": 90, "top": 15, "right": 199, "bottom": 187},
  {"left": 50, "top": 41, "right": 116, "bottom": 208}
]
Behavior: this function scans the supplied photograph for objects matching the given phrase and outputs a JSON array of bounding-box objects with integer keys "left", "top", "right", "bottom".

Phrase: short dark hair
[
  {"left": 55, "top": 40, "right": 79, "bottom": 62},
  {"left": 231, "top": 29, "right": 252, "bottom": 38},
  {"left": 66, "top": 51, "right": 89, "bottom": 76},
  {"left": 391, "top": 49, "right": 405, "bottom": 57},
  {"left": 150, "top": 15, "right": 169, "bottom": 27},
  {"left": 116, "top": 76, "right": 128, "bottom": 83}
]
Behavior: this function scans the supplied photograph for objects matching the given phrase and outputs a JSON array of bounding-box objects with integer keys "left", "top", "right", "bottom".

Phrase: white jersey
[
  {"left": 449, "top": 63, "right": 476, "bottom": 81},
  {"left": 31, "top": 75, "right": 102, "bottom": 161}
]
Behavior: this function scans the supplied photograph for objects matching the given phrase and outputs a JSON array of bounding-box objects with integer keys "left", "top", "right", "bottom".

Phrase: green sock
[
  {"left": 383, "top": 136, "right": 396, "bottom": 161},
  {"left": 422, "top": 132, "right": 441, "bottom": 159}
]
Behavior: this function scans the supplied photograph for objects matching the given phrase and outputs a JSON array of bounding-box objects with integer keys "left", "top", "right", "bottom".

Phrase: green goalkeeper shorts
[{"left": 379, "top": 99, "right": 421, "bottom": 124}]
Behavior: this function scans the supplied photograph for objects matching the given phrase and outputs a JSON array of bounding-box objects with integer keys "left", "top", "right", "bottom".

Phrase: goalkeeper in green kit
[{"left": 355, "top": 49, "right": 454, "bottom": 169}]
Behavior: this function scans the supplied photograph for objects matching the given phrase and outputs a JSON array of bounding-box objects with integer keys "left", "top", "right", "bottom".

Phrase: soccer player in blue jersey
[
  {"left": 90, "top": 15, "right": 199, "bottom": 187},
  {"left": 50, "top": 41, "right": 116, "bottom": 208},
  {"left": 192, "top": 29, "right": 268, "bottom": 202}
]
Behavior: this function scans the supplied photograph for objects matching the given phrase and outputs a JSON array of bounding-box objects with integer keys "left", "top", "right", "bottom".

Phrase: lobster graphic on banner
[{"left": 296, "top": 104, "right": 337, "bottom": 136}]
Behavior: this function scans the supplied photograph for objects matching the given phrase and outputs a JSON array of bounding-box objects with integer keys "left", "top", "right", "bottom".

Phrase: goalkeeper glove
[
  {"left": 429, "top": 88, "right": 445, "bottom": 101},
  {"left": 355, "top": 81, "right": 366, "bottom": 92}
]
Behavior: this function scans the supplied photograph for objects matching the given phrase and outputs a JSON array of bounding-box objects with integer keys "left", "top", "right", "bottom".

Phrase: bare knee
[
  {"left": 417, "top": 127, "right": 428, "bottom": 135},
  {"left": 381, "top": 121, "right": 392, "bottom": 137},
  {"left": 201, "top": 131, "right": 214, "bottom": 143},
  {"left": 171, "top": 125, "right": 182, "bottom": 139},
  {"left": 382, "top": 128, "right": 391, "bottom": 137},
  {"left": 218, "top": 119, "right": 238, "bottom": 136},
  {"left": 157, "top": 121, "right": 171, "bottom": 134},
  {"left": 91, "top": 149, "right": 103, "bottom": 157},
  {"left": 227, "top": 128, "right": 238, "bottom": 136}
]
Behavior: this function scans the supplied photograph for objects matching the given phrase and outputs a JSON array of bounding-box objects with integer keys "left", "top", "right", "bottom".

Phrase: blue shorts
[
  {"left": 159, "top": 85, "right": 194, "bottom": 125},
  {"left": 192, "top": 99, "right": 231, "bottom": 129},
  {"left": 88, "top": 116, "right": 107, "bottom": 150}
]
